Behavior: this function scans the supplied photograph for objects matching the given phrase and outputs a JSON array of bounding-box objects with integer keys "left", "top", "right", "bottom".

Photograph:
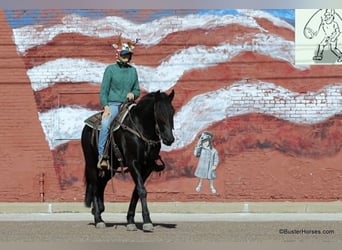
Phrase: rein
[{"left": 118, "top": 110, "right": 161, "bottom": 146}]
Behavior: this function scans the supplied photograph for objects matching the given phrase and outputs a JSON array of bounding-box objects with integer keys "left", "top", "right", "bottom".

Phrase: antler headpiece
[{"left": 112, "top": 35, "right": 139, "bottom": 60}]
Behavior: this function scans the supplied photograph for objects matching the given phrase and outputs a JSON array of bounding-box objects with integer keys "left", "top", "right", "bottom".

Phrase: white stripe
[
  {"left": 38, "top": 106, "right": 98, "bottom": 149},
  {"left": 27, "top": 58, "right": 106, "bottom": 91}
]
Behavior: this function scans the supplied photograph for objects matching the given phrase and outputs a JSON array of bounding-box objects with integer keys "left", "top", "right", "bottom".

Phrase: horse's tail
[
  {"left": 81, "top": 125, "right": 97, "bottom": 208},
  {"left": 84, "top": 162, "right": 97, "bottom": 208}
]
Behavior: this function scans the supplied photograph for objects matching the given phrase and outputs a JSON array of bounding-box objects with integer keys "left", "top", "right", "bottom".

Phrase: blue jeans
[{"left": 98, "top": 102, "right": 121, "bottom": 158}]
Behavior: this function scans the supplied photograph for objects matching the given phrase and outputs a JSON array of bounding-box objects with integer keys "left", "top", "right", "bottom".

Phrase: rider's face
[{"left": 119, "top": 54, "right": 131, "bottom": 63}]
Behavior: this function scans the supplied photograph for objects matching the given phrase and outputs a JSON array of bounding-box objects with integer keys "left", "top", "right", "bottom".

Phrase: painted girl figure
[{"left": 194, "top": 131, "right": 219, "bottom": 194}]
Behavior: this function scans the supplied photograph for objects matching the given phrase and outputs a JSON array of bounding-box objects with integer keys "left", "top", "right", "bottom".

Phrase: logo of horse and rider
[{"left": 303, "top": 9, "right": 342, "bottom": 63}]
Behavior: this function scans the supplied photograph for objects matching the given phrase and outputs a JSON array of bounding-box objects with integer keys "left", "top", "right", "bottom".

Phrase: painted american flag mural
[{"left": 7, "top": 9, "right": 342, "bottom": 200}]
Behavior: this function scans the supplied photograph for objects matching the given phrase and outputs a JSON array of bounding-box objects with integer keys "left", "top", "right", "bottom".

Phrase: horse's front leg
[{"left": 127, "top": 161, "right": 153, "bottom": 232}]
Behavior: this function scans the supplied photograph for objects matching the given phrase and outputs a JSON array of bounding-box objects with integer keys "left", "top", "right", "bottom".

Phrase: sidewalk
[{"left": 1, "top": 201, "right": 342, "bottom": 213}]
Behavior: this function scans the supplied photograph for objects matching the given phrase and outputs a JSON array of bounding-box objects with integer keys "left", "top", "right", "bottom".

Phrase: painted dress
[{"left": 194, "top": 146, "right": 219, "bottom": 180}]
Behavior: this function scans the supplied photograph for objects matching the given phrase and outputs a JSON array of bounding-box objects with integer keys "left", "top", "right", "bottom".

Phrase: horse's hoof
[
  {"left": 95, "top": 222, "right": 106, "bottom": 229},
  {"left": 126, "top": 223, "right": 138, "bottom": 231},
  {"left": 143, "top": 223, "right": 154, "bottom": 232}
]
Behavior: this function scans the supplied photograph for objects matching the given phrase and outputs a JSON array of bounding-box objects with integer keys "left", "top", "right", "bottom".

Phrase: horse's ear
[{"left": 168, "top": 89, "right": 175, "bottom": 102}]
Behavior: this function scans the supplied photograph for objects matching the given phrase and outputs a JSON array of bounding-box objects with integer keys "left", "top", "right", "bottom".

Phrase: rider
[
  {"left": 97, "top": 39, "right": 166, "bottom": 173},
  {"left": 97, "top": 39, "right": 140, "bottom": 169}
]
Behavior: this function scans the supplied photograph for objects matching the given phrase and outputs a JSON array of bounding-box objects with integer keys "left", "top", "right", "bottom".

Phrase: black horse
[{"left": 81, "top": 90, "right": 175, "bottom": 232}]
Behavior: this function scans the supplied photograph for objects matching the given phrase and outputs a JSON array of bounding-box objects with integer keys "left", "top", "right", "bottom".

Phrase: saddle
[
  {"left": 84, "top": 102, "right": 136, "bottom": 173},
  {"left": 84, "top": 102, "right": 136, "bottom": 132}
]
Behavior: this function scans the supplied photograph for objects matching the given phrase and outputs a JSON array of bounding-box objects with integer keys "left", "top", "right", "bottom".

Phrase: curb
[{"left": 1, "top": 201, "right": 342, "bottom": 214}]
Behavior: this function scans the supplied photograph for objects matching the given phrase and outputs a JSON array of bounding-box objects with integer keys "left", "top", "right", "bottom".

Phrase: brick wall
[
  {"left": 1, "top": 9, "right": 341, "bottom": 202},
  {"left": 0, "top": 10, "right": 60, "bottom": 201}
]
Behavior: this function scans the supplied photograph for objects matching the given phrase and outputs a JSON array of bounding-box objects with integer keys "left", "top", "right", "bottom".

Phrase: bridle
[{"left": 121, "top": 107, "right": 161, "bottom": 146}]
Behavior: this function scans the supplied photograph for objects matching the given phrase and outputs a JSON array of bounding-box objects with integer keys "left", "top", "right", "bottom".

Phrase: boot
[
  {"left": 97, "top": 155, "right": 109, "bottom": 170},
  {"left": 153, "top": 162, "right": 165, "bottom": 172},
  {"left": 153, "top": 157, "right": 165, "bottom": 172}
]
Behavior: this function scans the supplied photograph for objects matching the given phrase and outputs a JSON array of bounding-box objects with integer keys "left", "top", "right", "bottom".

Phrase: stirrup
[{"left": 97, "top": 156, "right": 110, "bottom": 170}]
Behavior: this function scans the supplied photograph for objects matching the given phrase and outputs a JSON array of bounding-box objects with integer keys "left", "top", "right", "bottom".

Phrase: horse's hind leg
[
  {"left": 82, "top": 125, "right": 108, "bottom": 229},
  {"left": 84, "top": 183, "right": 93, "bottom": 208},
  {"left": 92, "top": 178, "right": 108, "bottom": 228},
  {"left": 92, "top": 195, "right": 106, "bottom": 228},
  {"left": 126, "top": 188, "right": 139, "bottom": 231}
]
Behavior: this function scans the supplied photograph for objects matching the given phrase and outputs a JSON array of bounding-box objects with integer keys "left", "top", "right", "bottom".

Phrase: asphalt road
[{"left": 0, "top": 213, "right": 341, "bottom": 243}]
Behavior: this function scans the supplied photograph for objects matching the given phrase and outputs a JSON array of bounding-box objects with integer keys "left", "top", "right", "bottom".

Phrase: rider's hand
[
  {"left": 126, "top": 92, "right": 134, "bottom": 101},
  {"left": 102, "top": 105, "right": 111, "bottom": 118}
]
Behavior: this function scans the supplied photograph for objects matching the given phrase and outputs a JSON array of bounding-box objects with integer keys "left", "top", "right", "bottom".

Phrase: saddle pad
[{"left": 84, "top": 112, "right": 102, "bottom": 130}]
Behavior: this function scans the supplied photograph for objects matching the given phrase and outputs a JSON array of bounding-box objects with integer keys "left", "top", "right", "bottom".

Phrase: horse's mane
[
  {"left": 140, "top": 91, "right": 159, "bottom": 101},
  {"left": 136, "top": 91, "right": 161, "bottom": 107}
]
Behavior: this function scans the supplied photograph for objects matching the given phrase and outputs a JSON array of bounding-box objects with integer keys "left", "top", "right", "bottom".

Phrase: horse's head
[{"left": 154, "top": 90, "right": 175, "bottom": 146}]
